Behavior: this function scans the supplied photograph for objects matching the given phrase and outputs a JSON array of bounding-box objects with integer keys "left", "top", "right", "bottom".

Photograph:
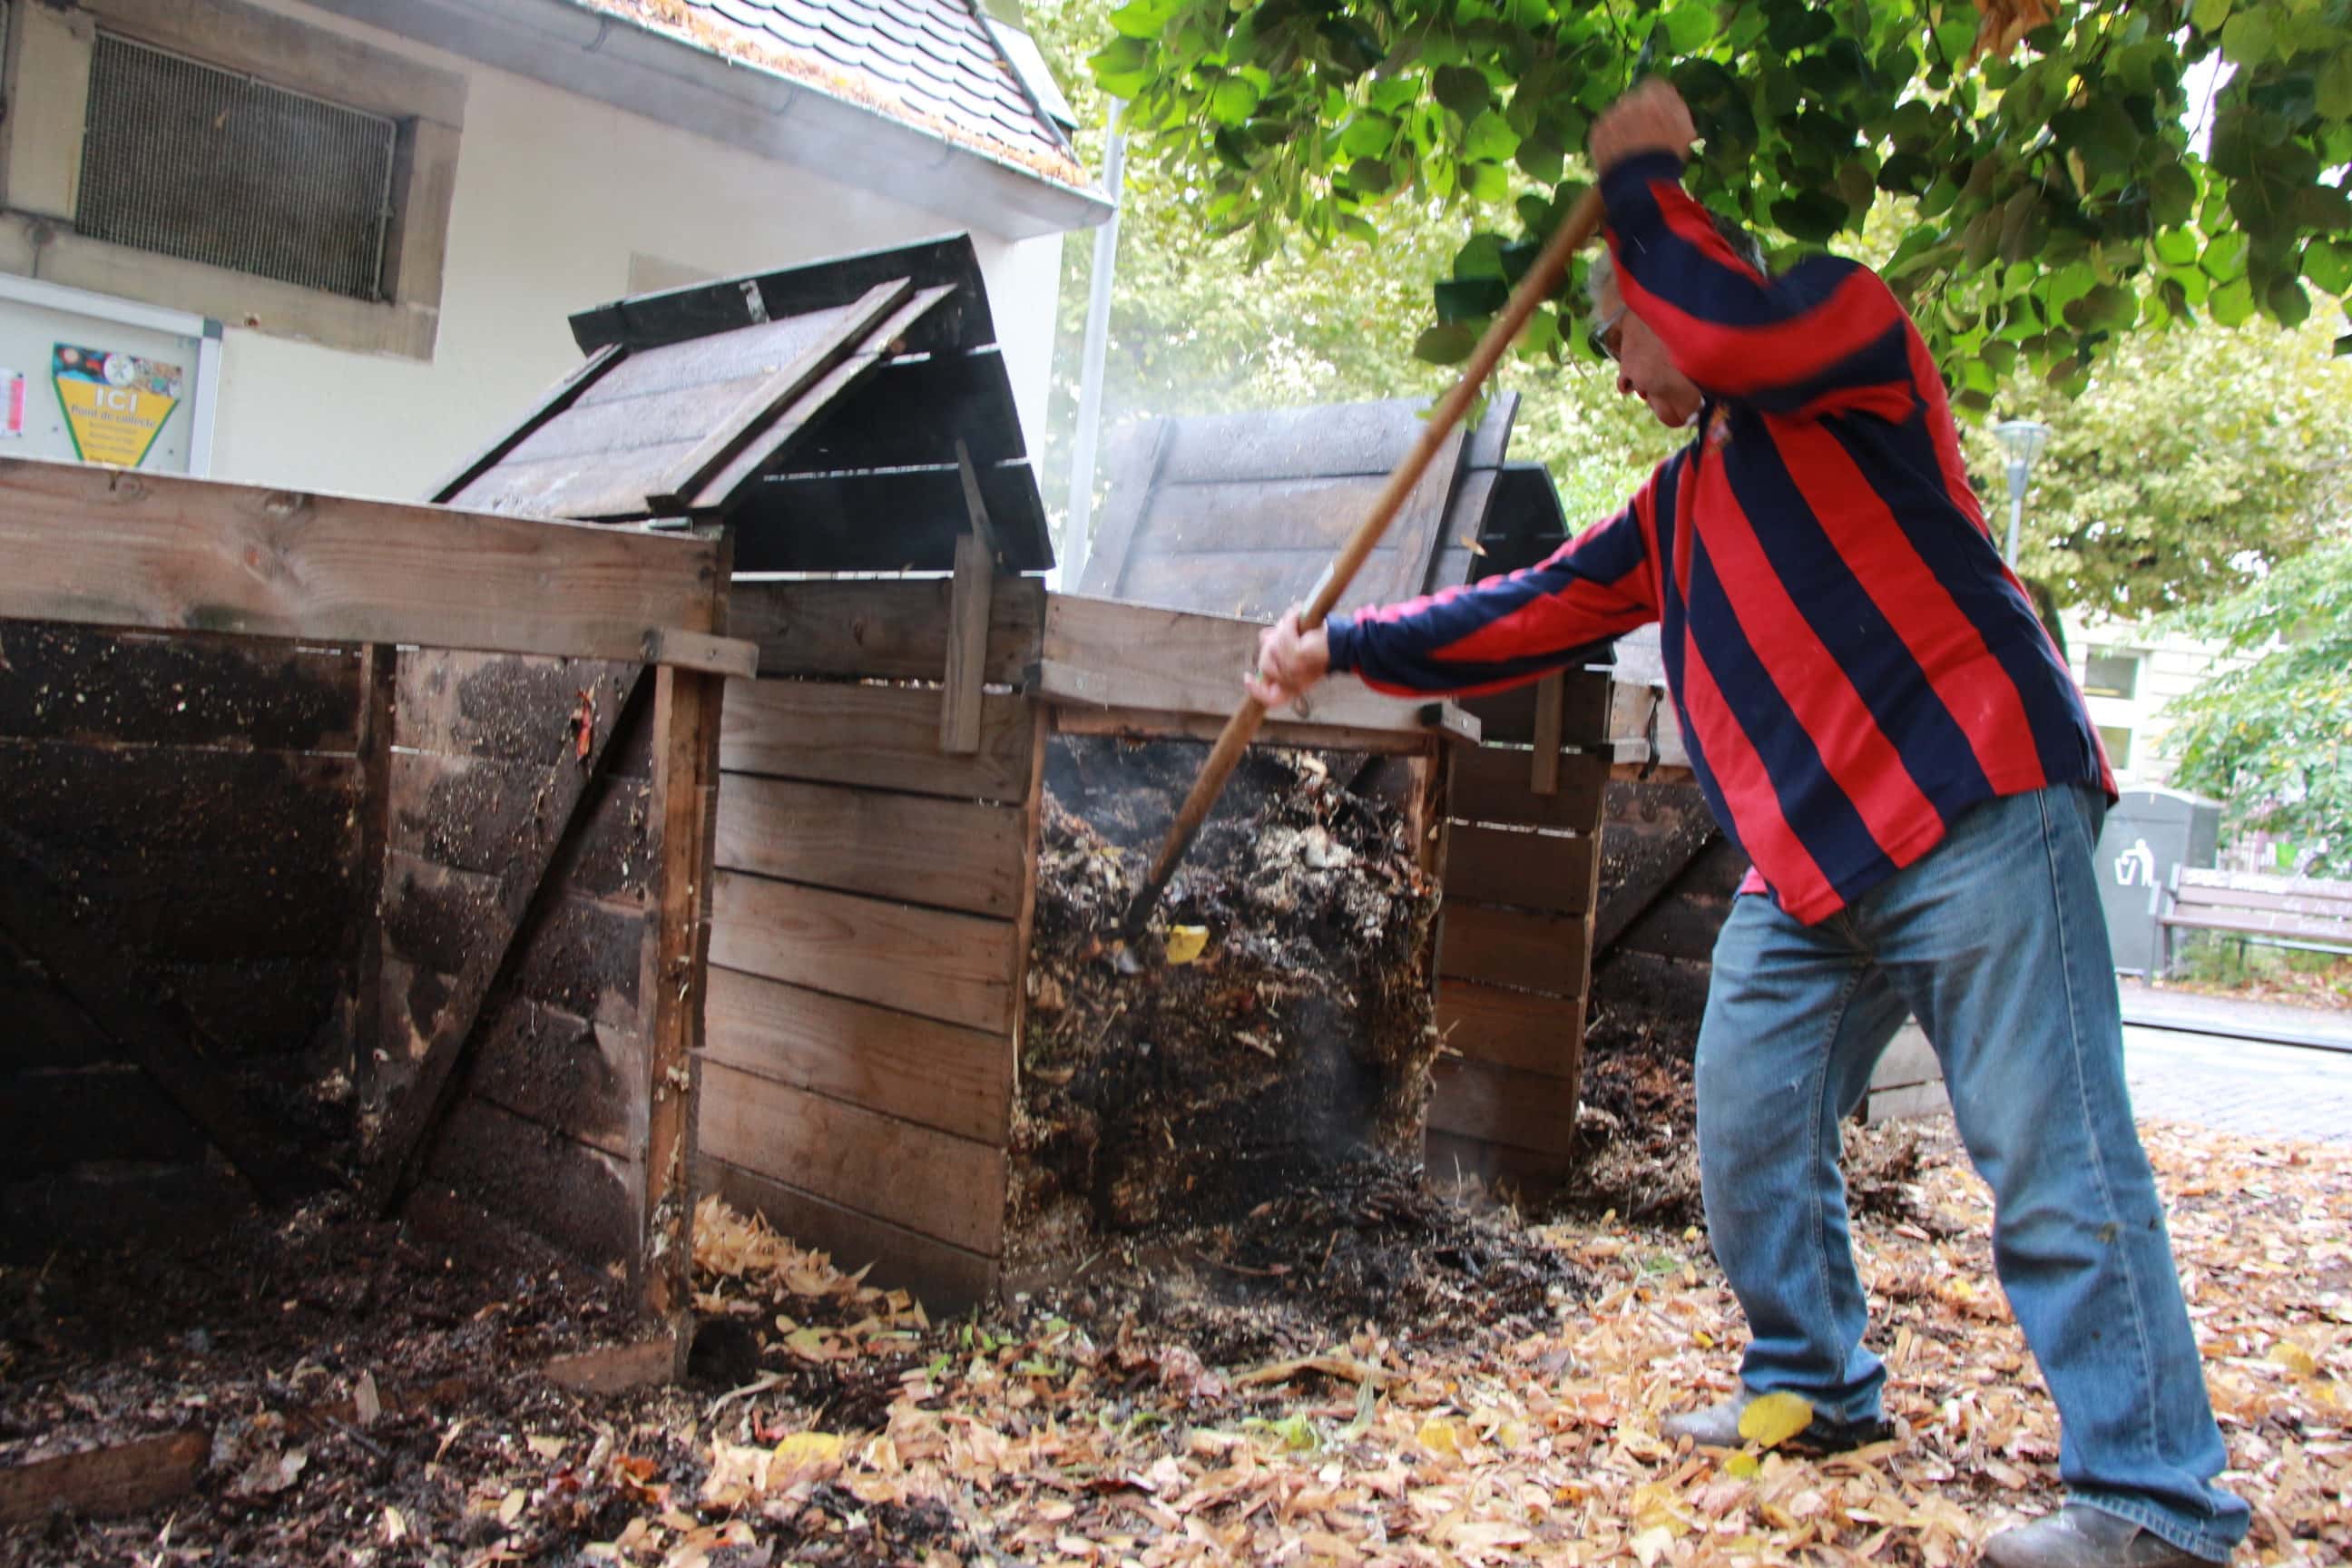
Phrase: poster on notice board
[{"left": 52, "top": 343, "right": 183, "bottom": 466}]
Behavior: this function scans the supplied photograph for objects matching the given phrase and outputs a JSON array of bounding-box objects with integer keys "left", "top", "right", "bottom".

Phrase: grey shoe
[
  {"left": 1982, "top": 1505, "right": 2225, "bottom": 1568},
  {"left": 1658, "top": 1388, "right": 1894, "bottom": 1455}
]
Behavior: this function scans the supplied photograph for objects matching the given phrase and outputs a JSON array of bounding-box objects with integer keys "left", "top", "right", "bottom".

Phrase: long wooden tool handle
[{"left": 1121, "top": 185, "right": 1612, "bottom": 936}]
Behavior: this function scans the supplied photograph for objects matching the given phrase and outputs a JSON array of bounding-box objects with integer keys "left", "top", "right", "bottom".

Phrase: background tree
[
  {"left": 1084, "top": 0, "right": 2352, "bottom": 397},
  {"left": 2157, "top": 537, "right": 2352, "bottom": 874}
]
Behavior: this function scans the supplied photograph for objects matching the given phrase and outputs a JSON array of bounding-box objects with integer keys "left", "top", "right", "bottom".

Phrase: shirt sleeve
[
  {"left": 1324, "top": 467, "right": 1665, "bottom": 698},
  {"left": 1601, "top": 151, "right": 1912, "bottom": 412}
]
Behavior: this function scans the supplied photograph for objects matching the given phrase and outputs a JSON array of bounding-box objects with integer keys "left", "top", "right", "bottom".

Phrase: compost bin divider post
[
  {"left": 364, "top": 663, "right": 652, "bottom": 1218},
  {"left": 1530, "top": 672, "right": 1564, "bottom": 796},
  {"left": 941, "top": 439, "right": 1003, "bottom": 756},
  {"left": 638, "top": 590, "right": 728, "bottom": 1335}
]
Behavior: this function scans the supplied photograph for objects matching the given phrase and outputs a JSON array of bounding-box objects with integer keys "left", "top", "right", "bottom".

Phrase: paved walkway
[
  {"left": 2119, "top": 980, "right": 2352, "bottom": 1053},
  {"left": 2122, "top": 1024, "right": 2352, "bottom": 1146}
]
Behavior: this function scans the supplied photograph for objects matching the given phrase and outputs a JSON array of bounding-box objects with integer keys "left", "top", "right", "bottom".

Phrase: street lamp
[{"left": 1994, "top": 418, "right": 2053, "bottom": 566}]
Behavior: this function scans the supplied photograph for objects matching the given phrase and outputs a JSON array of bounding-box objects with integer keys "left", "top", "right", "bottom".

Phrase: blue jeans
[{"left": 1695, "top": 786, "right": 2248, "bottom": 1560}]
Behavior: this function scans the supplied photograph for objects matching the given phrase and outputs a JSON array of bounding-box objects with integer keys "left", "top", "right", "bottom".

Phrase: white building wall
[
  {"left": 203, "top": 0, "right": 1066, "bottom": 503},
  {"left": 2063, "top": 614, "right": 2249, "bottom": 789}
]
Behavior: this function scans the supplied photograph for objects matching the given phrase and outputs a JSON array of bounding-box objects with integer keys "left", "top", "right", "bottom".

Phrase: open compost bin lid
[
  {"left": 433, "top": 233, "right": 1052, "bottom": 574},
  {"left": 1081, "top": 391, "right": 1610, "bottom": 670}
]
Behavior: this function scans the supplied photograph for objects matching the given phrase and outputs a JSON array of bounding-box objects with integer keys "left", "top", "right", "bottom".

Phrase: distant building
[
  {"left": 2061, "top": 614, "right": 2249, "bottom": 790},
  {"left": 0, "top": 0, "right": 1108, "bottom": 498}
]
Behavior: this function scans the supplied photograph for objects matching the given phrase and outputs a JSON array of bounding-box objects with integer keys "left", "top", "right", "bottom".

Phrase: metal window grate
[{"left": 75, "top": 32, "right": 398, "bottom": 302}]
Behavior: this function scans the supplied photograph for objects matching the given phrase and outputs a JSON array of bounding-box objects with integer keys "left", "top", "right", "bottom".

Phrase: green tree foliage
[
  {"left": 1965, "top": 316, "right": 2352, "bottom": 616},
  {"left": 1086, "top": 0, "right": 2352, "bottom": 395},
  {"left": 2157, "top": 537, "right": 2352, "bottom": 873}
]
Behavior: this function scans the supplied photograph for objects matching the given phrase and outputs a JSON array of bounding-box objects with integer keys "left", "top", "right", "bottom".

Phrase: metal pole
[
  {"left": 1063, "top": 99, "right": 1127, "bottom": 591},
  {"left": 2004, "top": 461, "right": 2027, "bottom": 564}
]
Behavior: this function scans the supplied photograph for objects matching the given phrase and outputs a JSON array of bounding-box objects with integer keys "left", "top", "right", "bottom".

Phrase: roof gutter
[{"left": 304, "top": 0, "right": 1115, "bottom": 240}]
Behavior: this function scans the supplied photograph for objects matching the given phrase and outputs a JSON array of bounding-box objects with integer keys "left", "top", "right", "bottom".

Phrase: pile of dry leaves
[{"left": 7, "top": 1110, "right": 2347, "bottom": 1567}]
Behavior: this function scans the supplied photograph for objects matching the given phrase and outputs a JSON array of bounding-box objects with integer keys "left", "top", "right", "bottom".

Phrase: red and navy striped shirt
[{"left": 1327, "top": 151, "right": 2113, "bottom": 925}]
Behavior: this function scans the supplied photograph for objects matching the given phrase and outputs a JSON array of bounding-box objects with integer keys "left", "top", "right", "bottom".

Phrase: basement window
[{"left": 76, "top": 33, "right": 399, "bottom": 302}]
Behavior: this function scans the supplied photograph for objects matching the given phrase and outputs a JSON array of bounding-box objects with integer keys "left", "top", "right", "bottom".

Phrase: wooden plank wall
[
  {"left": 1585, "top": 783, "right": 1742, "bottom": 1059},
  {"left": 1425, "top": 669, "right": 1616, "bottom": 1194},
  {"left": 375, "top": 648, "right": 660, "bottom": 1275},
  {"left": 0, "top": 621, "right": 365, "bottom": 1250},
  {"left": 696, "top": 580, "right": 1040, "bottom": 1311}
]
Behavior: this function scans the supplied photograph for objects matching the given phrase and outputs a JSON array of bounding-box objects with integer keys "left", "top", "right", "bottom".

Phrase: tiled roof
[{"left": 583, "top": 0, "right": 1084, "bottom": 186}]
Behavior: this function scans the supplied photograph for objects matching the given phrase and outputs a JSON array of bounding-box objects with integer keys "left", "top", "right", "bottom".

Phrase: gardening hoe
[{"left": 1118, "top": 184, "right": 1613, "bottom": 942}]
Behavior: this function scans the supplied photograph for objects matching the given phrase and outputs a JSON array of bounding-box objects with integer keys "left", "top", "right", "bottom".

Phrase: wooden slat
[
  {"left": 714, "top": 775, "right": 1024, "bottom": 918},
  {"left": 1616, "top": 887, "right": 1735, "bottom": 963},
  {"left": 1040, "top": 594, "right": 1478, "bottom": 743},
  {"left": 2161, "top": 910, "right": 2352, "bottom": 943},
  {"left": 695, "top": 1154, "right": 997, "bottom": 1313},
  {"left": 1428, "top": 1058, "right": 1579, "bottom": 1156},
  {"left": 2174, "top": 867, "right": 2352, "bottom": 900},
  {"left": 1462, "top": 669, "right": 1613, "bottom": 745},
  {"left": 0, "top": 827, "right": 325, "bottom": 1202},
  {"left": 425, "top": 1096, "right": 637, "bottom": 1269},
  {"left": 387, "top": 751, "right": 655, "bottom": 903},
  {"left": 345, "top": 645, "right": 398, "bottom": 1089},
  {"left": 696, "top": 1061, "right": 1005, "bottom": 1254},
  {"left": 1425, "top": 1129, "right": 1572, "bottom": 1197},
  {"left": 779, "top": 347, "right": 1026, "bottom": 474},
  {"left": 1437, "top": 902, "right": 1592, "bottom": 997},
  {"left": 0, "top": 738, "right": 360, "bottom": 962},
  {"left": 377, "top": 854, "right": 647, "bottom": 1012},
  {"left": 1442, "top": 825, "right": 1599, "bottom": 916},
  {"left": 1051, "top": 703, "right": 1455, "bottom": 758},
  {"left": 710, "top": 872, "right": 1017, "bottom": 1034},
  {"left": 1154, "top": 401, "right": 1448, "bottom": 483},
  {"left": 730, "top": 461, "right": 1054, "bottom": 575},
  {"left": 0, "top": 1431, "right": 209, "bottom": 1528},
  {"left": 720, "top": 680, "right": 1035, "bottom": 804},
  {"left": 728, "top": 577, "right": 1044, "bottom": 684},
  {"left": 1109, "top": 545, "right": 1411, "bottom": 623},
  {"left": 378, "top": 954, "right": 635, "bottom": 1157},
  {"left": 2170, "top": 881, "right": 2352, "bottom": 917},
  {"left": 701, "top": 966, "right": 1009, "bottom": 1144},
  {"left": 940, "top": 534, "right": 999, "bottom": 755},
  {"left": 1077, "top": 418, "right": 1168, "bottom": 602},
  {"left": 641, "top": 630, "right": 758, "bottom": 680},
  {"left": 395, "top": 650, "right": 652, "bottom": 773},
  {"left": 1437, "top": 979, "right": 1585, "bottom": 1076},
  {"left": 1587, "top": 949, "right": 1712, "bottom": 1045},
  {"left": 1529, "top": 671, "right": 1563, "bottom": 794},
  {"left": 366, "top": 666, "right": 649, "bottom": 1215},
  {"left": 0, "top": 622, "right": 361, "bottom": 751},
  {"left": 0, "top": 1065, "right": 206, "bottom": 1174},
  {"left": 430, "top": 343, "right": 625, "bottom": 503},
  {"left": 0, "top": 456, "right": 723, "bottom": 660},
  {"left": 1450, "top": 745, "right": 1608, "bottom": 832}
]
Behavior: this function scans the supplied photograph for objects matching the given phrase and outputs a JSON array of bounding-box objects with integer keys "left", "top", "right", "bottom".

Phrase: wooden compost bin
[
  {"left": 1084, "top": 396, "right": 1630, "bottom": 1198},
  {"left": 0, "top": 456, "right": 734, "bottom": 1333},
  {"left": 693, "top": 580, "right": 1474, "bottom": 1310}
]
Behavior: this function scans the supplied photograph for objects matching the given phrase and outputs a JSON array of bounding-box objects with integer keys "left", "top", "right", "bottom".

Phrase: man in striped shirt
[{"left": 1250, "top": 81, "right": 2247, "bottom": 1568}]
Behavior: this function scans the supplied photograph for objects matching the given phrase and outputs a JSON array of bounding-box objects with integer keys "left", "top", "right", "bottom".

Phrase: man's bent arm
[
  {"left": 1326, "top": 470, "right": 1665, "bottom": 697},
  {"left": 1603, "top": 152, "right": 1910, "bottom": 410}
]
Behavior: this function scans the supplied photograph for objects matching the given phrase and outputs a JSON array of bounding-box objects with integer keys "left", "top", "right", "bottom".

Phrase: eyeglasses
[{"left": 1586, "top": 305, "right": 1627, "bottom": 362}]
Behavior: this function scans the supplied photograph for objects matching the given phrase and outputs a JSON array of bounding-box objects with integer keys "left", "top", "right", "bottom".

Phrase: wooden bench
[{"left": 2160, "top": 867, "right": 2352, "bottom": 971}]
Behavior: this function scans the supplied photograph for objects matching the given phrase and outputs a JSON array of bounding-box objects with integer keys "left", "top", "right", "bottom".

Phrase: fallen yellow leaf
[
  {"left": 773, "top": 1430, "right": 847, "bottom": 1468},
  {"left": 1416, "top": 1417, "right": 1462, "bottom": 1457},
  {"left": 2269, "top": 1342, "right": 2319, "bottom": 1378},
  {"left": 1725, "top": 1451, "right": 1760, "bottom": 1478},
  {"left": 1738, "top": 1391, "right": 1816, "bottom": 1448},
  {"left": 1164, "top": 925, "right": 1210, "bottom": 965}
]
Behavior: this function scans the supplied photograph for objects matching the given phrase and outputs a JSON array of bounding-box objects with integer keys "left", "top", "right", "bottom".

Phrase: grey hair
[{"left": 1587, "top": 210, "right": 1769, "bottom": 309}]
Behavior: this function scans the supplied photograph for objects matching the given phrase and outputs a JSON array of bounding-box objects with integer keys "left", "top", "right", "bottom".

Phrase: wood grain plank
[
  {"left": 1427, "top": 1057, "right": 1579, "bottom": 1156},
  {"left": 1450, "top": 745, "right": 1608, "bottom": 832},
  {"left": 0, "top": 456, "right": 722, "bottom": 659},
  {"left": 387, "top": 750, "right": 656, "bottom": 903},
  {"left": 1039, "top": 593, "right": 1476, "bottom": 742},
  {"left": 694, "top": 1154, "right": 998, "bottom": 1314},
  {"left": 423, "top": 1096, "right": 636, "bottom": 1269},
  {"left": 1442, "top": 825, "right": 1599, "bottom": 917},
  {"left": 1437, "top": 902, "right": 1592, "bottom": 997},
  {"left": 0, "top": 622, "right": 360, "bottom": 751},
  {"left": 1109, "top": 545, "right": 1409, "bottom": 624},
  {"left": 1424, "top": 1129, "right": 1572, "bottom": 1199},
  {"left": 1154, "top": 401, "right": 1442, "bottom": 483},
  {"left": 0, "top": 1065, "right": 205, "bottom": 1174},
  {"left": 714, "top": 775, "right": 1024, "bottom": 918},
  {"left": 377, "top": 853, "right": 647, "bottom": 1012},
  {"left": 701, "top": 965, "right": 1009, "bottom": 1145},
  {"left": 728, "top": 577, "right": 1044, "bottom": 684},
  {"left": 394, "top": 650, "right": 652, "bottom": 774},
  {"left": 710, "top": 872, "right": 1017, "bottom": 1034},
  {"left": 720, "top": 680, "right": 1034, "bottom": 804},
  {"left": 0, "top": 1430, "right": 209, "bottom": 1528},
  {"left": 1436, "top": 980, "right": 1585, "bottom": 1076},
  {"left": 696, "top": 1061, "right": 1005, "bottom": 1254},
  {"left": 1461, "top": 670, "right": 1614, "bottom": 745}
]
